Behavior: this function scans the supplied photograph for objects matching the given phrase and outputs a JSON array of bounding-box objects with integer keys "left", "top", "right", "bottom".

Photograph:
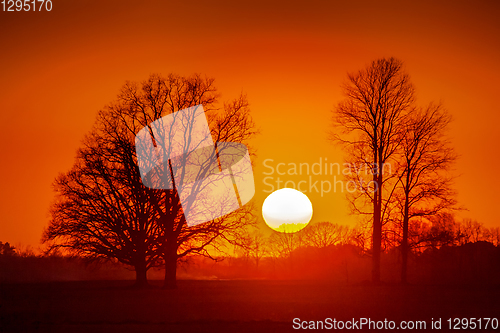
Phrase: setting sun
[{"left": 262, "top": 188, "right": 313, "bottom": 233}]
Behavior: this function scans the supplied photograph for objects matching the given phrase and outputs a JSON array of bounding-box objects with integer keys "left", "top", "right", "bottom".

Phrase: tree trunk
[
  {"left": 372, "top": 173, "right": 382, "bottom": 284},
  {"left": 372, "top": 202, "right": 382, "bottom": 283},
  {"left": 133, "top": 262, "right": 149, "bottom": 288},
  {"left": 401, "top": 188, "right": 410, "bottom": 284},
  {"left": 133, "top": 232, "right": 149, "bottom": 288},
  {"left": 164, "top": 244, "right": 178, "bottom": 289}
]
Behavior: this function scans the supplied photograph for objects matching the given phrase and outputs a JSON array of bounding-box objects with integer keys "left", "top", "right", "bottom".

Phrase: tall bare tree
[
  {"left": 44, "top": 73, "right": 257, "bottom": 288},
  {"left": 331, "top": 58, "right": 415, "bottom": 283},
  {"left": 397, "top": 103, "right": 457, "bottom": 283}
]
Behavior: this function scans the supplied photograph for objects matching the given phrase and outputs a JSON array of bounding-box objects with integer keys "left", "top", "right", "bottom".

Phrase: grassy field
[{"left": 1, "top": 280, "right": 499, "bottom": 332}]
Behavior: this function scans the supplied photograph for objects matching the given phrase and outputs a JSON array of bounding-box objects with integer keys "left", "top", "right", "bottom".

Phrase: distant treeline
[
  {"left": 0, "top": 242, "right": 134, "bottom": 282},
  {"left": 1, "top": 216, "right": 499, "bottom": 284},
  {"left": 177, "top": 240, "right": 499, "bottom": 285},
  {"left": 177, "top": 215, "right": 500, "bottom": 284}
]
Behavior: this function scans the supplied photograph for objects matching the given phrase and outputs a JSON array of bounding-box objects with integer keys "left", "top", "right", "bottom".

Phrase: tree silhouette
[
  {"left": 237, "top": 230, "right": 269, "bottom": 269},
  {"left": 0, "top": 241, "right": 16, "bottom": 256},
  {"left": 43, "top": 73, "right": 257, "bottom": 288},
  {"left": 458, "top": 219, "right": 484, "bottom": 244},
  {"left": 268, "top": 230, "right": 304, "bottom": 259},
  {"left": 396, "top": 103, "right": 457, "bottom": 283},
  {"left": 43, "top": 116, "right": 162, "bottom": 287},
  {"left": 302, "top": 222, "right": 352, "bottom": 248},
  {"left": 413, "top": 213, "right": 458, "bottom": 250},
  {"left": 483, "top": 226, "right": 500, "bottom": 246},
  {"left": 331, "top": 58, "right": 415, "bottom": 283}
]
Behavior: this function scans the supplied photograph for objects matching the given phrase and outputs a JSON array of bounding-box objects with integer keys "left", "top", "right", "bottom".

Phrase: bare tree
[
  {"left": 302, "top": 222, "right": 352, "bottom": 248},
  {"left": 236, "top": 229, "right": 269, "bottom": 269},
  {"left": 44, "top": 73, "right": 257, "bottom": 288},
  {"left": 0, "top": 241, "right": 16, "bottom": 256},
  {"left": 331, "top": 58, "right": 415, "bottom": 283},
  {"left": 458, "top": 219, "right": 484, "bottom": 244},
  {"left": 484, "top": 227, "right": 500, "bottom": 246},
  {"left": 397, "top": 103, "right": 457, "bottom": 283},
  {"left": 268, "top": 230, "right": 304, "bottom": 259},
  {"left": 43, "top": 116, "right": 163, "bottom": 287},
  {"left": 418, "top": 213, "right": 458, "bottom": 249}
]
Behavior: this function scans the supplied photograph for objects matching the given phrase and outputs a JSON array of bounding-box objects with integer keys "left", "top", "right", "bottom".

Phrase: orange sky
[{"left": 1, "top": 0, "right": 499, "bottom": 249}]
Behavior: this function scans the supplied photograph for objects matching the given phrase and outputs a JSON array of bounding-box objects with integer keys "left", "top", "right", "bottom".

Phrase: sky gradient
[{"left": 1, "top": 0, "right": 499, "bottom": 248}]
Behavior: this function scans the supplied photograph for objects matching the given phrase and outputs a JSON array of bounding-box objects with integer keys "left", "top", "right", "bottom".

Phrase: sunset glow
[
  {"left": 0, "top": 0, "right": 498, "bottom": 252},
  {"left": 1, "top": 2, "right": 500, "bottom": 332}
]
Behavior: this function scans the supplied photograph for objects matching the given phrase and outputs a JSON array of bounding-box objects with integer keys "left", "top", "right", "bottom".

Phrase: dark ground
[{"left": 1, "top": 280, "right": 499, "bottom": 332}]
